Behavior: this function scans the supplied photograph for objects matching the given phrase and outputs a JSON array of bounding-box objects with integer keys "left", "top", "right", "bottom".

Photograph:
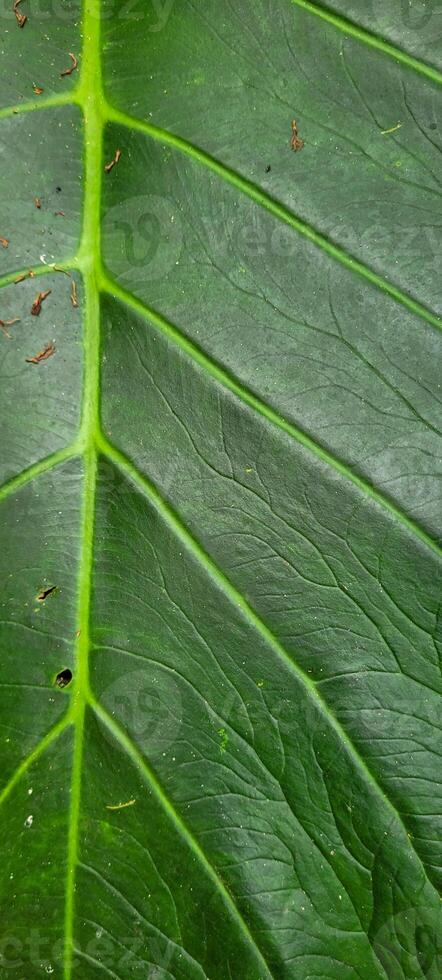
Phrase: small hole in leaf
[{"left": 55, "top": 668, "right": 72, "bottom": 689}]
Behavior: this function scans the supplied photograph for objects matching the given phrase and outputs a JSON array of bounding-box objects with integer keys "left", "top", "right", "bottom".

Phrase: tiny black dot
[
  {"left": 56, "top": 668, "right": 72, "bottom": 689},
  {"left": 56, "top": 186, "right": 62, "bottom": 192},
  {"left": 265, "top": 164, "right": 272, "bottom": 172}
]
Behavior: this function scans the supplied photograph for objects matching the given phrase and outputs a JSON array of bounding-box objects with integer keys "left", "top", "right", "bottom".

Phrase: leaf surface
[{"left": 0, "top": 1, "right": 441, "bottom": 978}]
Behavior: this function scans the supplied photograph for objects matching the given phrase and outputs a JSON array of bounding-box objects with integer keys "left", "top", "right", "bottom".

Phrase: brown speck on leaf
[
  {"left": 104, "top": 148, "right": 122, "bottom": 173},
  {"left": 13, "top": 0, "right": 27, "bottom": 27},
  {"left": 60, "top": 52, "right": 78, "bottom": 78},
  {"left": 31, "top": 289, "right": 51, "bottom": 316},
  {"left": 70, "top": 279, "right": 78, "bottom": 308},
  {"left": 36, "top": 585, "right": 57, "bottom": 602},
  {"left": 0, "top": 317, "right": 20, "bottom": 339},
  {"left": 32, "top": 84, "right": 44, "bottom": 95},
  {"left": 290, "top": 119, "right": 304, "bottom": 152},
  {"left": 14, "top": 270, "right": 34, "bottom": 283},
  {"left": 0, "top": 237, "right": 9, "bottom": 249},
  {"left": 34, "top": 197, "right": 42, "bottom": 209},
  {"left": 26, "top": 342, "right": 56, "bottom": 364},
  {"left": 55, "top": 210, "right": 65, "bottom": 216}
]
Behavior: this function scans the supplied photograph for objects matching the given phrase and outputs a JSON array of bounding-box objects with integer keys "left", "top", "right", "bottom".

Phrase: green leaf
[{"left": 0, "top": 1, "right": 441, "bottom": 977}]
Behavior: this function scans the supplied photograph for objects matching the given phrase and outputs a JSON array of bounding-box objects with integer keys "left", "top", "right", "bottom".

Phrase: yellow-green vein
[
  {"left": 91, "top": 698, "right": 276, "bottom": 980},
  {"left": 291, "top": 0, "right": 442, "bottom": 86},
  {"left": 99, "top": 434, "right": 442, "bottom": 902},
  {"left": 0, "top": 258, "right": 76, "bottom": 292},
  {"left": 0, "top": 91, "right": 74, "bottom": 121},
  {"left": 0, "top": 714, "right": 71, "bottom": 809},
  {"left": 104, "top": 103, "right": 442, "bottom": 337},
  {"left": 0, "top": 443, "right": 78, "bottom": 506},
  {"left": 100, "top": 272, "right": 442, "bottom": 559}
]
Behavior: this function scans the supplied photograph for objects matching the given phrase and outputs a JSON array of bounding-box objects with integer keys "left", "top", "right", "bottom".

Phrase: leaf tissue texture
[{"left": 0, "top": 1, "right": 441, "bottom": 977}]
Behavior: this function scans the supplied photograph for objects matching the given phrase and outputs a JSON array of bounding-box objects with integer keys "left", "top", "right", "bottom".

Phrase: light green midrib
[
  {"left": 291, "top": 0, "right": 442, "bottom": 86},
  {"left": 53, "top": 5, "right": 276, "bottom": 979},
  {"left": 61, "top": 0, "right": 103, "bottom": 974}
]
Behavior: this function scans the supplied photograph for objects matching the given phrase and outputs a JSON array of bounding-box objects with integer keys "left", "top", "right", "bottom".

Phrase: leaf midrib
[
  {"left": 61, "top": 0, "right": 103, "bottom": 972},
  {"left": 55, "top": 4, "right": 278, "bottom": 978}
]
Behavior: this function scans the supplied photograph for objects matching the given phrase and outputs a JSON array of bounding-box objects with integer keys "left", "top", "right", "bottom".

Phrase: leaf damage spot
[
  {"left": 52, "top": 268, "right": 79, "bottom": 307},
  {"left": 25, "top": 342, "right": 56, "bottom": 364},
  {"left": 31, "top": 289, "right": 51, "bottom": 316},
  {"left": 290, "top": 119, "right": 304, "bottom": 152},
  {"left": 32, "top": 84, "right": 44, "bottom": 96},
  {"left": 55, "top": 668, "right": 73, "bottom": 689},
  {"left": 60, "top": 52, "right": 78, "bottom": 78},
  {"left": 13, "top": 0, "right": 27, "bottom": 27},
  {"left": 104, "top": 149, "right": 122, "bottom": 173},
  {"left": 70, "top": 279, "right": 79, "bottom": 307},
  {"left": 14, "top": 270, "right": 35, "bottom": 284},
  {"left": 34, "top": 197, "right": 42, "bottom": 209},
  {"left": 0, "top": 237, "right": 9, "bottom": 249},
  {"left": 106, "top": 799, "right": 136, "bottom": 811},
  {"left": 0, "top": 317, "right": 20, "bottom": 339},
  {"left": 36, "top": 585, "right": 57, "bottom": 602}
]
